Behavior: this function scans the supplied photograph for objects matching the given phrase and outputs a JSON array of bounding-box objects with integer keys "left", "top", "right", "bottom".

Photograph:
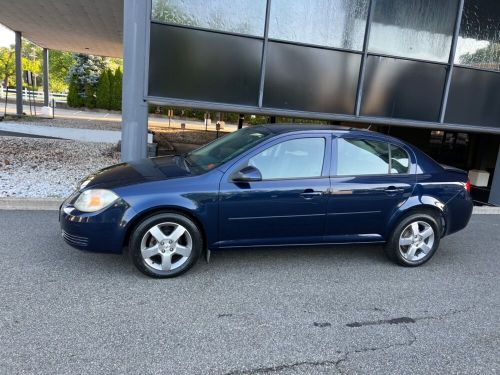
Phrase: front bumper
[{"left": 59, "top": 193, "right": 132, "bottom": 253}]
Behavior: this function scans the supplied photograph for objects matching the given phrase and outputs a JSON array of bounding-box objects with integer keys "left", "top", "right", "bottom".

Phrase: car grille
[{"left": 61, "top": 230, "right": 89, "bottom": 247}]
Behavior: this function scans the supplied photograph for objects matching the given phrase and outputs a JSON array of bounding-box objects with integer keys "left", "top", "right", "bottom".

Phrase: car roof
[
  {"left": 257, "top": 123, "right": 407, "bottom": 146},
  {"left": 261, "top": 123, "right": 353, "bottom": 134}
]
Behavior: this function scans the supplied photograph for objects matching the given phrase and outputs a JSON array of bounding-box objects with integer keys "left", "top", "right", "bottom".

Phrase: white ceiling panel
[{"left": 0, "top": 0, "right": 123, "bottom": 57}]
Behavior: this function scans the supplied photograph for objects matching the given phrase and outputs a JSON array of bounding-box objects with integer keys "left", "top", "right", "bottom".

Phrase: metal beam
[
  {"left": 489, "top": 145, "right": 500, "bottom": 206},
  {"left": 354, "top": 0, "right": 375, "bottom": 117},
  {"left": 42, "top": 48, "right": 49, "bottom": 107},
  {"left": 257, "top": 0, "right": 272, "bottom": 108},
  {"left": 147, "top": 95, "right": 500, "bottom": 135},
  {"left": 121, "top": 0, "right": 149, "bottom": 162},
  {"left": 439, "top": 0, "right": 464, "bottom": 123},
  {"left": 15, "top": 31, "right": 23, "bottom": 116}
]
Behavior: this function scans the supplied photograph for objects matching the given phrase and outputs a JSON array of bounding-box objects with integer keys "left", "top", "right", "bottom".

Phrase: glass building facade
[{"left": 148, "top": 0, "right": 500, "bottom": 132}]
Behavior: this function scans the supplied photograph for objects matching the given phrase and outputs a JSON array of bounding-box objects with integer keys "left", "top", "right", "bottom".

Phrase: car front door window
[{"left": 248, "top": 137, "right": 326, "bottom": 179}]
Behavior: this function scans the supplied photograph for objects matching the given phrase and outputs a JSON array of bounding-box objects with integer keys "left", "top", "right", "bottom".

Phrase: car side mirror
[{"left": 231, "top": 166, "right": 262, "bottom": 182}]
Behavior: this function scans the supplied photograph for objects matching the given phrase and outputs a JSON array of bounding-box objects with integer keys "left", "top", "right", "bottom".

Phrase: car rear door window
[
  {"left": 390, "top": 144, "right": 410, "bottom": 174},
  {"left": 337, "top": 138, "right": 390, "bottom": 175},
  {"left": 248, "top": 138, "right": 325, "bottom": 179}
]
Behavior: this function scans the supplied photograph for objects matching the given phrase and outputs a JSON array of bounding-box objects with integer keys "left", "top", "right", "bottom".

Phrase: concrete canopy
[{"left": 0, "top": 0, "right": 123, "bottom": 57}]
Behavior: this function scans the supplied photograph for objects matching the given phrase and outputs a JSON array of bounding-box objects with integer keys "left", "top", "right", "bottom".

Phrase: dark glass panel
[
  {"left": 445, "top": 67, "right": 500, "bottom": 128},
  {"left": 455, "top": 0, "right": 500, "bottom": 71},
  {"left": 263, "top": 42, "right": 360, "bottom": 114},
  {"left": 369, "top": 0, "right": 458, "bottom": 62},
  {"left": 151, "top": 0, "right": 267, "bottom": 36},
  {"left": 269, "top": 0, "right": 369, "bottom": 51},
  {"left": 361, "top": 56, "right": 447, "bottom": 122},
  {"left": 148, "top": 23, "right": 262, "bottom": 106}
]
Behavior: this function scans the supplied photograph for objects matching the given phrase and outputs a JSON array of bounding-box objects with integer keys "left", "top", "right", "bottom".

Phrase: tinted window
[
  {"left": 390, "top": 145, "right": 410, "bottom": 174},
  {"left": 337, "top": 139, "right": 390, "bottom": 175},
  {"left": 148, "top": 24, "right": 262, "bottom": 105},
  {"left": 269, "top": 0, "right": 369, "bottom": 51},
  {"left": 369, "top": 0, "right": 458, "bottom": 62},
  {"left": 248, "top": 138, "right": 325, "bottom": 179},
  {"left": 455, "top": 0, "right": 500, "bottom": 71},
  {"left": 151, "top": 0, "right": 267, "bottom": 36},
  {"left": 263, "top": 42, "right": 361, "bottom": 114},
  {"left": 185, "top": 127, "right": 272, "bottom": 174},
  {"left": 360, "top": 56, "right": 447, "bottom": 122}
]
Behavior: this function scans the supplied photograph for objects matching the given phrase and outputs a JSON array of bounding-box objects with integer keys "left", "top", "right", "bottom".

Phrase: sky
[{"left": 0, "top": 23, "right": 15, "bottom": 48}]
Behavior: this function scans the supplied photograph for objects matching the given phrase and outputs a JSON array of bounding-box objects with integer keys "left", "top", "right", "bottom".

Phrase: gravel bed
[{"left": 0, "top": 136, "right": 120, "bottom": 198}]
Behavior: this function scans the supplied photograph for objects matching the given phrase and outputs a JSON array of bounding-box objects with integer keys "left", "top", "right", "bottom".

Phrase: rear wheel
[
  {"left": 130, "top": 213, "right": 202, "bottom": 278},
  {"left": 385, "top": 212, "right": 441, "bottom": 267}
]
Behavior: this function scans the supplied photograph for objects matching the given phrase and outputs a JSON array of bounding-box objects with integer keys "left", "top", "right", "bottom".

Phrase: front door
[{"left": 218, "top": 134, "right": 331, "bottom": 248}]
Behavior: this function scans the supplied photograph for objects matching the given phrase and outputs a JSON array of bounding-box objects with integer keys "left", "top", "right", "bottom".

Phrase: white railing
[{"left": 0, "top": 86, "right": 67, "bottom": 104}]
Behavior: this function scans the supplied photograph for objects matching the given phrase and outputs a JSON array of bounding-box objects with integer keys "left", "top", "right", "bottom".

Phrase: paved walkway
[
  {"left": 0, "top": 121, "right": 141, "bottom": 144},
  {"left": 2, "top": 102, "right": 238, "bottom": 132}
]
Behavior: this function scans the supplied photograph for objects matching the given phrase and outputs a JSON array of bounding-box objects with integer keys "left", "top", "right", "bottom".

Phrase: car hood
[{"left": 79, "top": 156, "right": 191, "bottom": 190}]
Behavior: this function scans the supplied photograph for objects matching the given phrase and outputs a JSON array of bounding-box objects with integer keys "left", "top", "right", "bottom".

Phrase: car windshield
[{"left": 184, "top": 127, "right": 272, "bottom": 174}]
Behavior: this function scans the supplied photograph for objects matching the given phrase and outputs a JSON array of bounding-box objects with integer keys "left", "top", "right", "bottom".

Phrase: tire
[
  {"left": 384, "top": 212, "right": 441, "bottom": 267},
  {"left": 129, "top": 212, "right": 202, "bottom": 278}
]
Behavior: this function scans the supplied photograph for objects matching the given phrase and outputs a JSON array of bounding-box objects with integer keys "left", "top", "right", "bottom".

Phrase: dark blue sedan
[{"left": 60, "top": 125, "right": 473, "bottom": 277}]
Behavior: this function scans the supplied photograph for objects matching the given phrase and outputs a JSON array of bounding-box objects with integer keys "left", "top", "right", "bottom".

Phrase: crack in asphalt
[
  {"left": 222, "top": 308, "right": 472, "bottom": 374},
  {"left": 223, "top": 325, "right": 417, "bottom": 375}
]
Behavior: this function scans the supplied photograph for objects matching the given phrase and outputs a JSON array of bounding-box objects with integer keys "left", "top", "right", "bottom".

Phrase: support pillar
[
  {"left": 489, "top": 145, "right": 500, "bottom": 206},
  {"left": 15, "top": 31, "right": 23, "bottom": 116},
  {"left": 43, "top": 48, "right": 49, "bottom": 107},
  {"left": 121, "top": 0, "right": 149, "bottom": 162}
]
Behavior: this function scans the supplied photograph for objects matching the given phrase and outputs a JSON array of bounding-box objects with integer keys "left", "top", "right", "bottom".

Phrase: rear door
[
  {"left": 325, "top": 136, "right": 416, "bottom": 242},
  {"left": 218, "top": 133, "right": 331, "bottom": 247}
]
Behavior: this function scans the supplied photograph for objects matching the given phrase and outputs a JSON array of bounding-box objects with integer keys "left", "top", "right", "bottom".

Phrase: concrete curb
[
  {"left": 0, "top": 197, "right": 499, "bottom": 213},
  {"left": 0, "top": 198, "right": 62, "bottom": 211}
]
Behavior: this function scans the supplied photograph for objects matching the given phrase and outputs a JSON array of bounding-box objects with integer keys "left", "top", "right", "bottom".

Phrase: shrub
[
  {"left": 111, "top": 68, "right": 122, "bottom": 111},
  {"left": 95, "top": 69, "right": 111, "bottom": 109}
]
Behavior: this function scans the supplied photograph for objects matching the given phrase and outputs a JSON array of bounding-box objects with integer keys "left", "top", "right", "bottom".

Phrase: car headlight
[{"left": 74, "top": 189, "right": 119, "bottom": 212}]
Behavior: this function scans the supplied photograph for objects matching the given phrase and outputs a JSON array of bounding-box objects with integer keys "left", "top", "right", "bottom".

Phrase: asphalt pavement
[{"left": 0, "top": 211, "right": 498, "bottom": 374}]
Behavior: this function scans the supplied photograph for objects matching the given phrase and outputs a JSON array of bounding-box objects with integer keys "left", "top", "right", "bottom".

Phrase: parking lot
[{"left": 0, "top": 210, "right": 498, "bottom": 374}]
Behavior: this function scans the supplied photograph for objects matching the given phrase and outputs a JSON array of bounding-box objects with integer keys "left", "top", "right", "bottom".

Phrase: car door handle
[
  {"left": 300, "top": 189, "right": 323, "bottom": 199},
  {"left": 384, "top": 186, "right": 404, "bottom": 194}
]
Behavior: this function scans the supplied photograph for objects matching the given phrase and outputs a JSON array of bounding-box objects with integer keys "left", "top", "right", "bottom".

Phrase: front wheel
[
  {"left": 130, "top": 212, "right": 202, "bottom": 278},
  {"left": 385, "top": 213, "right": 441, "bottom": 267}
]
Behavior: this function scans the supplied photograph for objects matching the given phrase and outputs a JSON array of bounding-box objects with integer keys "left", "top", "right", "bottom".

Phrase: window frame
[
  {"left": 226, "top": 133, "right": 331, "bottom": 182},
  {"left": 332, "top": 136, "right": 412, "bottom": 177}
]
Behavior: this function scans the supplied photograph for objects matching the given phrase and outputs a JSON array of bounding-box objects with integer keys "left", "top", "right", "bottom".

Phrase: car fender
[{"left": 385, "top": 194, "right": 446, "bottom": 240}]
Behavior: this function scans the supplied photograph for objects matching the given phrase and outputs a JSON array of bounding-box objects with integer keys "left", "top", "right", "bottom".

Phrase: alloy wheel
[
  {"left": 140, "top": 222, "right": 193, "bottom": 271},
  {"left": 398, "top": 221, "right": 435, "bottom": 262}
]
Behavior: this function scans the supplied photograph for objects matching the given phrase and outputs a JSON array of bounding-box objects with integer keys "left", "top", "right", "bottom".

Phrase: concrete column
[
  {"left": 489, "top": 145, "right": 500, "bottom": 206},
  {"left": 121, "top": 0, "right": 149, "bottom": 162},
  {"left": 15, "top": 31, "right": 23, "bottom": 116},
  {"left": 43, "top": 48, "right": 49, "bottom": 107}
]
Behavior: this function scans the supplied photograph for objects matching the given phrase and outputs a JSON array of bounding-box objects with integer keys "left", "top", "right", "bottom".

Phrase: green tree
[
  {"left": 111, "top": 67, "right": 122, "bottom": 111},
  {"left": 49, "top": 51, "right": 74, "bottom": 92},
  {"left": 0, "top": 46, "right": 15, "bottom": 87},
  {"left": 95, "top": 69, "right": 111, "bottom": 109},
  {"left": 84, "top": 83, "right": 96, "bottom": 109},
  {"left": 67, "top": 78, "right": 82, "bottom": 107}
]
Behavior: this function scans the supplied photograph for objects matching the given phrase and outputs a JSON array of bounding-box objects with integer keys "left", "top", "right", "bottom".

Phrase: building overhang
[{"left": 0, "top": 0, "right": 123, "bottom": 57}]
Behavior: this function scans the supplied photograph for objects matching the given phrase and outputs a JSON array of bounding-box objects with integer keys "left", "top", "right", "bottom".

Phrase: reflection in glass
[
  {"left": 249, "top": 138, "right": 326, "bottom": 179},
  {"left": 369, "top": 0, "right": 458, "bottom": 62},
  {"left": 269, "top": 0, "right": 369, "bottom": 50},
  {"left": 390, "top": 145, "right": 409, "bottom": 174},
  {"left": 455, "top": 0, "right": 500, "bottom": 71},
  {"left": 337, "top": 139, "right": 390, "bottom": 176},
  {"left": 151, "top": 0, "right": 267, "bottom": 36}
]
